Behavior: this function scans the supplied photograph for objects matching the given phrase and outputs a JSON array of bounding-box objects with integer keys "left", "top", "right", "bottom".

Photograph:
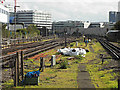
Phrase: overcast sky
[{"left": 6, "top": 0, "right": 119, "bottom": 22}]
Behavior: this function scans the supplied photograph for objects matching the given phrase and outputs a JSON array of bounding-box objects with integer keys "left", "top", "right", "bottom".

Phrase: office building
[
  {"left": 115, "top": 1, "right": 120, "bottom": 22},
  {"left": 0, "top": 1, "right": 9, "bottom": 23},
  {"left": 88, "top": 22, "right": 104, "bottom": 28},
  {"left": 52, "top": 21, "right": 85, "bottom": 31},
  {"left": 10, "top": 10, "right": 52, "bottom": 30},
  {"left": 116, "top": 12, "right": 120, "bottom": 22},
  {"left": 118, "top": 1, "right": 120, "bottom": 12},
  {"left": 109, "top": 11, "right": 117, "bottom": 23},
  {"left": 52, "top": 21, "right": 104, "bottom": 32}
]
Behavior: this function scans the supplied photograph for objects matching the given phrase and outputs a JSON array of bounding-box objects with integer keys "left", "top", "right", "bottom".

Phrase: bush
[{"left": 60, "top": 60, "right": 68, "bottom": 69}]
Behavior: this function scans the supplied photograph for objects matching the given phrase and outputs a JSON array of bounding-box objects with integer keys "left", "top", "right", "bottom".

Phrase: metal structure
[{"left": 0, "top": 22, "right": 2, "bottom": 89}]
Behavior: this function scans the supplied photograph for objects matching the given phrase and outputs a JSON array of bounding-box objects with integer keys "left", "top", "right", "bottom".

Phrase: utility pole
[
  {"left": 14, "top": 0, "right": 20, "bottom": 45},
  {"left": 14, "top": 0, "right": 16, "bottom": 45},
  {"left": 64, "top": 28, "right": 67, "bottom": 47}
]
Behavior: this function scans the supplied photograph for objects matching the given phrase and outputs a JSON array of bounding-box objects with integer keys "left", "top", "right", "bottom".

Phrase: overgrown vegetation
[
  {"left": 80, "top": 41, "right": 118, "bottom": 88},
  {"left": 3, "top": 37, "right": 118, "bottom": 88},
  {"left": 111, "top": 21, "right": 120, "bottom": 30},
  {"left": 2, "top": 24, "right": 40, "bottom": 39},
  {"left": 59, "top": 60, "right": 68, "bottom": 69}
]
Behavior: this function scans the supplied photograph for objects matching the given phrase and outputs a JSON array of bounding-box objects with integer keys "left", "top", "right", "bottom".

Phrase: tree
[
  {"left": 114, "top": 21, "right": 120, "bottom": 30},
  {"left": 2, "top": 24, "right": 10, "bottom": 38},
  {"left": 26, "top": 24, "right": 40, "bottom": 37}
]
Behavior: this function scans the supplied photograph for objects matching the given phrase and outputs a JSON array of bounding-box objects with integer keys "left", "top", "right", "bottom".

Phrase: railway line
[
  {"left": 98, "top": 39, "right": 120, "bottom": 60},
  {"left": 0, "top": 37, "right": 76, "bottom": 67},
  {"left": 0, "top": 37, "right": 76, "bottom": 83},
  {"left": 2, "top": 38, "right": 61, "bottom": 55}
]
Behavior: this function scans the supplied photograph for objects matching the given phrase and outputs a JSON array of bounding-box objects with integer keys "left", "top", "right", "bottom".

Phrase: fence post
[
  {"left": 21, "top": 51, "right": 24, "bottom": 81},
  {"left": 40, "top": 57, "right": 45, "bottom": 72},
  {"left": 51, "top": 55, "right": 56, "bottom": 67},
  {"left": 16, "top": 52, "right": 20, "bottom": 85},
  {"left": 14, "top": 57, "right": 17, "bottom": 87},
  {"left": 100, "top": 54, "right": 104, "bottom": 64}
]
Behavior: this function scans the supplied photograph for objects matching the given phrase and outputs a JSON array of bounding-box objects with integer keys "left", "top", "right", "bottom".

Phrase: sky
[{"left": 6, "top": 0, "right": 119, "bottom": 22}]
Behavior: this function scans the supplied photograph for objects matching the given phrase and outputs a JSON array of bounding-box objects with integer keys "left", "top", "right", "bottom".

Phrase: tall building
[
  {"left": 116, "top": 12, "right": 120, "bottom": 22},
  {"left": 0, "top": 1, "right": 9, "bottom": 23},
  {"left": 116, "top": 1, "right": 120, "bottom": 22},
  {"left": 118, "top": 1, "right": 120, "bottom": 12},
  {"left": 10, "top": 10, "right": 52, "bottom": 30},
  {"left": 109, "top": 11, "right": 117, "bottom": 23}
]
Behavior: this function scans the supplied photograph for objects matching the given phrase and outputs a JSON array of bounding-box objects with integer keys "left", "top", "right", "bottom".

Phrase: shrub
[{"left": 60, "top": 60, "right": 68, "bottom": 69}]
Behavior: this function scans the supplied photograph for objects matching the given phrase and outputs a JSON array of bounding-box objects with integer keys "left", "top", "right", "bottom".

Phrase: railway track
[
  {"left": 2, "top": 38, "right": 60, "bottom": 55},
  {"left": 98, "top": 39, "right": 120, "bottom": 60},
  {"left": 0, "top": 38, "right": 76, "bottom": 67}
]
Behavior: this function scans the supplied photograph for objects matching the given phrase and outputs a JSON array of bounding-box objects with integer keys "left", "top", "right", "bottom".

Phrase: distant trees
[
  {"left": 16, "top": 24, "right": 40, "bottom": 38},
  {"left": 2, "top": 24, "right": 40, "bottom": 39},
  {"left": 2, "top": 24, "right": 10, "bottom": 38},
  {"left": 113, "top": 21, "right": 120, "bottom": 30}
]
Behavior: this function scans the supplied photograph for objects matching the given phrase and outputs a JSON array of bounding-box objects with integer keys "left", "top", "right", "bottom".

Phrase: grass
[
  {"left": 17, "top": 38, "right": 84, "bottom": 88},
  {"left": 4, "top": 40, "right": 81, "bottom": 88},
  {"left": 80, "top": 41, "right": 118, "bottom": 88},
  {"left": 3, "top": 37, "right": 118, "bottom": 88},
  {"left": 42, "top": 39, "right": 52, "bottom": 42}
]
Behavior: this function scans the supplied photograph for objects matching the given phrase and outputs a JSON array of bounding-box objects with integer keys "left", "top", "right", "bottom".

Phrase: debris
[
  {"left": 25, "top": 70, "right": 41, "bottom": 78},
  {"left": 67, "top": 57, "right": 75, "bottom": 60},
  {"left": 58, "top": 48, "right": 86, "bottom": 57},
  {"left": 85, "top": 49, "right": 89, "bottom": 52}
]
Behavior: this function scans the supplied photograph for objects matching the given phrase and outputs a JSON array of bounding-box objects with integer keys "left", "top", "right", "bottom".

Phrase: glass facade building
[{"left": 109, "top": 11, "right": 117, "bottom": 23}]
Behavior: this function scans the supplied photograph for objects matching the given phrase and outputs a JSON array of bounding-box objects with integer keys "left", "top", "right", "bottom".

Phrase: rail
[{"left": 98, "top": 39, "right": 120, "bottom": 60}]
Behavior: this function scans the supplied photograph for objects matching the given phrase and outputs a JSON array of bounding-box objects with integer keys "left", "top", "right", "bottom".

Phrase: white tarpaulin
[{"left": 58, "top": 48, "right": 86, "bottom": 56}]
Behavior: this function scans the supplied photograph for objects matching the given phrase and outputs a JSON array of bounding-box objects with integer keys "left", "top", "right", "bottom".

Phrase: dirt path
[
  {"left": 77, "top": 63, "right": 95, "bottom": 88},
  {"left": 77, "top": 44, "right": 95, "bottom": 88}
]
